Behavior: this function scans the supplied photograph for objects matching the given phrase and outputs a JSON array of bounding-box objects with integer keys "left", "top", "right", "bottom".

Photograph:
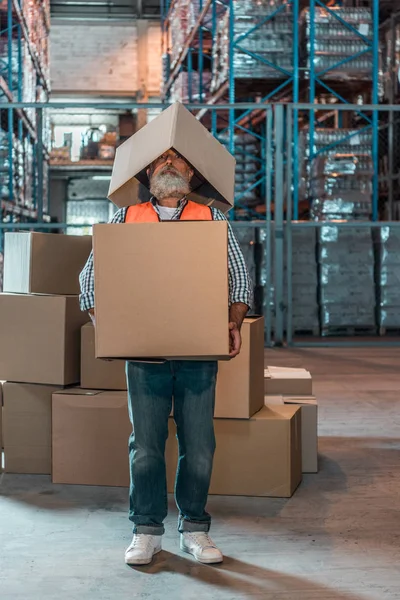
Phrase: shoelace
[
  {"left": 187, "top": 533, "right": 216, "bottom": 550},
  {"left": 128, "top": 535, "right": 153, "bottom": 551}
]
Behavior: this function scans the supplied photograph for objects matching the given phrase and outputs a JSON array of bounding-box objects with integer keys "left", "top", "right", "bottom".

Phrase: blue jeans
[{"left": 126, "top": 360, "right": 218, "bottom": 536}]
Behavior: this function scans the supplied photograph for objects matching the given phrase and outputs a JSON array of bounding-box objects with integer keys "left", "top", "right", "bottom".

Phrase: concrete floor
[{"left": 2, "top": 347, "right": 400, "bottom": 600}]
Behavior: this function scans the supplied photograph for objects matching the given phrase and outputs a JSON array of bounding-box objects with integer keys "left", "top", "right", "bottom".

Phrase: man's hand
[
  {"left": 228, "top": 302, "right": 249, "bottom": 358},
  {"left": 229, "top": 321, "right": 242, "bottom": 358}
]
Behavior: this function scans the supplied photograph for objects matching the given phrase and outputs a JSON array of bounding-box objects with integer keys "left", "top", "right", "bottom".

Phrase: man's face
[{"left": 147, "top": 150, "right": 193, "bottom": 200}]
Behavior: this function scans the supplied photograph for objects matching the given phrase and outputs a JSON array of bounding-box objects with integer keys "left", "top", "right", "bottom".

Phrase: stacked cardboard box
[
  {"left": 53, "top": 316, "right": 303, "bottom": 498},
  {"left": 51, "top": 104, "right": 303, "bottom": 498},
  {"left": 0, "top": 232, "right": 91, "bottom": 474},
  {"left": 264, "top": 366, "right": 318, "bottom": 474}
]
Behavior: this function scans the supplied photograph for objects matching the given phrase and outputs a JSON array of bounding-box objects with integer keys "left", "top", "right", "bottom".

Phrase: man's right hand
[{"left": 88, "top": 308, "right": 95, "bottom": 325}]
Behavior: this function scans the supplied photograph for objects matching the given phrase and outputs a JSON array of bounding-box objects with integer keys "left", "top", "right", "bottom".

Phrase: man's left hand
[{"left": 229, "top": 322, "right": 242, "bottom": 358}]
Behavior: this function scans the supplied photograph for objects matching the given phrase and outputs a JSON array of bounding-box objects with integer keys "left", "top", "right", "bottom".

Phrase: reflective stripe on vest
[{"left": 125, "top": 200, "right": 213, "bottom": 223}]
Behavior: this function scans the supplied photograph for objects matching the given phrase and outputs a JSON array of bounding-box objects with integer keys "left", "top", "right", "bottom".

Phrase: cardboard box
[
  {"left": 52, "top": 389, "right": 131, "bottom": 486},
  {"left": 81, "top": 323, "right": 127, "bottom": 390},
  {"left": 166, "top": 405, "right": 302, "bottom": 498},
  {"left": 108, "top": 102, "right": 235, "bottom": 213},
  {"left": 3, "top": 382, "right": 61, "bottom": 474},
  {"left": 0, "top": 294, "right": 87, "bottom": 385},
  {"left": 3, "top": 232, "right": 92, "bottom": 295},
  {"left": 93, "top": 221, "right": 230, "bottom": 360},
  {"left": 264, "top": 366, "right": 313, "bottom": 396},
  {"left": 215, "top": 316, "right": 264, "bottom": 419},
  {"left": 265, "top": 395, "right": 318, "bottom": 473}
]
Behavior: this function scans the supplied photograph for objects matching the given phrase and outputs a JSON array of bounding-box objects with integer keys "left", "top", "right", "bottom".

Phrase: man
[{"left": 79, "top": 148, "right": 252, "bottom": 566}]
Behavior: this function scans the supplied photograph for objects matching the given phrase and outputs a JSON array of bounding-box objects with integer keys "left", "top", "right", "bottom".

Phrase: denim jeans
[{"left": 126, "top": 360, "right": 218, "bottom": 536}]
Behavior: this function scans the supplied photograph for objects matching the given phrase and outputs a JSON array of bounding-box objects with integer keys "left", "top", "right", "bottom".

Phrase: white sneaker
[
  {"left": 180, "top": 532, "right": 223, "bottom": 564},
  {"left": 125, "top": 534, "right": 162, "bottom": 565}
]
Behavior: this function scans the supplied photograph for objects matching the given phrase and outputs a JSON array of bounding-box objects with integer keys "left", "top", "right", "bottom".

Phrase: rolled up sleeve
[
  {"left": 78, "top": 207, "right": 127, "bottom": 312},
  {"left": 211, "top": 209, "right": 253, "bottom": 309}
]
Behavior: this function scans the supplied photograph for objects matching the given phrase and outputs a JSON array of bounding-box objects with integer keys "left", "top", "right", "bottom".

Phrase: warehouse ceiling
[{"left": 50, "top": 0, "right": 160, "bottom": 20}]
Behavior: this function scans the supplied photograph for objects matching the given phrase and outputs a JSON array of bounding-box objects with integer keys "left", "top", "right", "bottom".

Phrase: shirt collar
[{"left": 150, "top": 196, "right": 188, "bottom": 211}]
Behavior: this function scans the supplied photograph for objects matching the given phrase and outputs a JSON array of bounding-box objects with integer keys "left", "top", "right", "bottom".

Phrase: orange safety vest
[{"left": 125, "top": 200, "right": 213, "bottom": 223}]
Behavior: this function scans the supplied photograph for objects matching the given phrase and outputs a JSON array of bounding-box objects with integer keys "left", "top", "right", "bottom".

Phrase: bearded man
[{"left": 79, "top": 148, "right": 252, "bottom": 566}]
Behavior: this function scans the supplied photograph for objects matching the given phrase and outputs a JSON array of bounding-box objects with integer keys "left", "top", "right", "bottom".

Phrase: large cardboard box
[
  {"left": 0, "top": 294, "right": 87, "bottom": 385},
  {"left": 265, "top": 395, "right": 318, "bottom": 473},
  {"left": 264, "top": 366, "right": 313, "bottom": 396},
  {"left": 3, "top": 382, "right": 61, "bottom": 474},
  {"left": 108, "top": 102, "right": 235, "bottom": 213},
  {"left": 3, "top": 232, "right": 92, "bottom": 295},
  {"left": 93, "top": 221, "right": 230, "bottom": 360},
  {"left": 81, "top": 323, "right": 127, "bottom": 390},
  {"left": 52, "top": 389, "right": 131, "bottom": 487},
  {"left": 215, "top": 316, "right": 264, "bottom": 419},
  {"left": 166, "top": 405, "right": 302, "bottom": 498}
]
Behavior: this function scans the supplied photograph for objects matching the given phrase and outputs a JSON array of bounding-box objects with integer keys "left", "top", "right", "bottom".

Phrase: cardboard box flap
[
  {"left": 266, "top": 366, "right": 311, "bottom": 380},
  {"left": 108, "top": 102, "right": 235, "bottom": 214},
  {"left": 53, "top": 388, "right": 102, "bottom": 397},
  {"left": 53, "top": 389, "right": 127, "bottom": 409},
  {"left": 264, "top": 395, "right": 285, "bottom": 406},
  {"left": 251, "top": 405, "right": 300, "bottom": 420},
  {"left": 283, "top": 395, "right": 317, "bottom": 406}
]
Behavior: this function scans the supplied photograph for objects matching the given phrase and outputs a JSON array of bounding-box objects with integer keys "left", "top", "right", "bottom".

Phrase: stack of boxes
[
  {"left": 211, "top": 0, "right": 294, "bottom": 92},
  {"left": 264, "top": 366, "right": 318, "bottom": 474},
  {"left": 300, "top": 128, "right": 373, "bottom": 222},
  {"left": 318, "top": 224, "right": 376, "bottom": 335},
  {"left": 1, "top": 102, "right": 318, "bottom": 496},
  {"left": 376, "top": 226, "right": 400, "bottom": 333},
  {"left": 287, "top": 229, "right": 319, "bottom": 335},
  {"left": 0, "top": 232, "right": 91, "bottom": 474},
  {"left": 302, "top": 7, "right": 373, "bottom": 82}
]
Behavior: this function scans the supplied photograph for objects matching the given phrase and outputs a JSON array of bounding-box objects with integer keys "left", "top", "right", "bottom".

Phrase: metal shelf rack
[
  {"left": 0, "top": 0, "right": 50, "bottom": 241},
  {"left": 161, "top": 0, "right": 300, "bottom": 219},
  {"left": 299, "top": 0, "right": 380, "bottom": 221}
]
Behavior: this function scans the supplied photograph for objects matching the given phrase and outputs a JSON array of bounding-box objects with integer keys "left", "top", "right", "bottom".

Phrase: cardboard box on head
[{"left": 108, "top": 102, "right": 235, "bottom": 213}]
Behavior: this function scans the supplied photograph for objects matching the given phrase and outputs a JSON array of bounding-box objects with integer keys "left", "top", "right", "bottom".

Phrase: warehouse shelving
[
  {"left": 161, "top": 0, "right": 300, "bottom": 219},
  {"left": 299, "top": 0, "right": 380, "bottom": 221},
  {"left": 0, "top": 0, "right": 50, "bottom": 243},
  {"left": 160, "top": 0, "right": 383, "bottom": 222}
]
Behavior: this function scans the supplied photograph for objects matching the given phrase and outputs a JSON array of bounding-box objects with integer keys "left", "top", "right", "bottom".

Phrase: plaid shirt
[{"left": 79, "top": 199, "right": 253, "bottom": 311}]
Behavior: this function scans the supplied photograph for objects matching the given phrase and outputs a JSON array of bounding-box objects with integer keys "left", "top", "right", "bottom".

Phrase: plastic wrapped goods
[
  {"left": 302, "top": 7, "right": 373, "bottom": 81},
  {"left": 376, "top": 226, "right": 400, "bottom": 330},
  {"left": 211, "top": 0, "right": 294, "bottom": 91}
]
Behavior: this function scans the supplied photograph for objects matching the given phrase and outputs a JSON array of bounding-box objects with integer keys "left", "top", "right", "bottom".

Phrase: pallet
[
  {"left": 292, "top": 327, "right": 321, "bottom": 337},
  {"left": 379, "top": 326, "right": 400, "bottom": 337},
  {"left": 321, "top": 325, "right": 378, "bottom": 338}
]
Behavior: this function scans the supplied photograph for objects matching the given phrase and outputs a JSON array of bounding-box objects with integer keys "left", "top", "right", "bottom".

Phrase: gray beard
[{"left": 149, "top": 171, "right": 191, "bottom": 200}]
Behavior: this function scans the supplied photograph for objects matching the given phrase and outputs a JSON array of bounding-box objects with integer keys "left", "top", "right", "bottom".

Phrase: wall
[{"left": 50, "top": 20, "right": 162, "bottom": 96}]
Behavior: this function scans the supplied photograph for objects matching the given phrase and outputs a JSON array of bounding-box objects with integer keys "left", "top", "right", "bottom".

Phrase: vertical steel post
[
  {"left": 274, "top": 104, "right": 284, "bottom": 346},
  {"left": 17, "top": 23, "right": 23, "bottom": 140},
  {"left": 308, "top": 0, "right": 316, "bottom": 192},
  {"left": 228, "top": 0, "right": 235, "bottom": 220},
  {"left": 286, "top": 105, "right": 293, "bottom": 346},
  {"left": 36, "top": 108, "right": 44, "bottom": 222},
  {"left": 265, "top": 107, "right": 273, "bottom": 347},
  {"left": 371, "top": 0, "right": 379, "bottom": 221},
  {"left": 211, "top": 0, "right": 217, "bottom": 137},
  {"left": 7, "top": 0, "right": 13, "bottom": 203},
  {"left": 292, "top": 0, "right": 299, "bottom": 220},
  {"left": 388, "top": 14, "right": 395, "bottom": 220},
  {"left": 228, "top": 0, "right": 235, "bottom": 155},
  {"left": 199, "top": 0, "right": 203, "bottom": 101},
  {"left": 187, "top": 48, "right": 193, "bottom": 103}
]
